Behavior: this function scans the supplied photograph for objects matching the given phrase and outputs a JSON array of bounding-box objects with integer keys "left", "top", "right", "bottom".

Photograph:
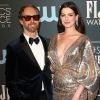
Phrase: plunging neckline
[{"left": 55, "top": 34, "right": 82, "bottom": 66}]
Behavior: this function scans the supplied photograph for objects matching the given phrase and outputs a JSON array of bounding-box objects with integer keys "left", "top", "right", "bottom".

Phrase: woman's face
[{"left": 60, "top": 7, "right": 78, "bottom": 29}]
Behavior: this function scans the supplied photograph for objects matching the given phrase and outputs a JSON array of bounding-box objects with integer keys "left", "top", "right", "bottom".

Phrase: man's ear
[{"left": 19, "top": 19, "right": 23, "bottom": 26}]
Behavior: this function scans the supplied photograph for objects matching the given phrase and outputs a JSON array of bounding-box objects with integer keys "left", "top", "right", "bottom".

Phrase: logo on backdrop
[
  {"left": 92, "top": 41, "right": 100, "bottom": 67},
  {"left": 0, "top": 4, "right": 11, "bottom": 28},
  {"left": 38, "top": 6, "right": 58, "bottom": 22},
  {"left": 86, "top": 1, "right": 100, "bottom": 25}
]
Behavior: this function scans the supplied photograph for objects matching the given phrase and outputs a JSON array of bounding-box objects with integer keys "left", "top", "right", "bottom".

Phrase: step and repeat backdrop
[{"left": 0, "top": 0, "right": 100, "bottom": 99}]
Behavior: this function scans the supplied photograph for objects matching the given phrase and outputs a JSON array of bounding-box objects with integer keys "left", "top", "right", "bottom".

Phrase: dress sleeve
[
  {"left": 77, "top": 39, "right": 99, "bottom": 97},
  {"left": 48, "top": 36, "right": 55, "bottom": 74}
]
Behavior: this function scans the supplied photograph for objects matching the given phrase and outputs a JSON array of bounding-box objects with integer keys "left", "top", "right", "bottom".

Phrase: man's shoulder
[
  {"left": 39, "top": 35, "right": 50, "bottom": 43},
  {"left": 7, "top": 36, "right": 20, "bottom": 48}
]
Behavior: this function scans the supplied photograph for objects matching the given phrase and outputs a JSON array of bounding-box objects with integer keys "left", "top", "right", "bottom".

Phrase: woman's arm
[{"left": 72, "top": 85, "right": 85, "bottom": 100}]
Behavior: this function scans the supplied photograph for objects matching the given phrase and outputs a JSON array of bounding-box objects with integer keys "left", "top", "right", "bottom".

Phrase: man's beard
[{"left": 26, "top": 22, "right": 39, "bottom": 33}]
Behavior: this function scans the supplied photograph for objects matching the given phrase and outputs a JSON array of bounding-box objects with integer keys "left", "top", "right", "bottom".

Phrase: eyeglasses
[{"left": 21, "top": 15, "right": 40, "bottom": 21}]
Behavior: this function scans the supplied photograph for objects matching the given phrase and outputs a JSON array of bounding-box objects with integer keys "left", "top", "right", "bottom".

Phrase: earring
[{"left": 75, "top": 20, "right": 78, "bottom": 26}]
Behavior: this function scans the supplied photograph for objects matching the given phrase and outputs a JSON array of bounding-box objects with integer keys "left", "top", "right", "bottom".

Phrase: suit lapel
[{"left": 20, "top": 34, "right": 40, "bottom": 69}]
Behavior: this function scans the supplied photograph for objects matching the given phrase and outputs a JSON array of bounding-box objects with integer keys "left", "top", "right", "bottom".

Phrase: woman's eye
[
  {"left": 60, "top": 14, "right": 65, "bottom": 17},
  {"left": 69, "top": 14, "right": 73, "bottom": 16}
]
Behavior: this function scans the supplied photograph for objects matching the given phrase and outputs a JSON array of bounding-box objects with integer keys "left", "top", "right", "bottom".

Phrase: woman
[{"left": 48, "top": 1, "right": 99, "bottom": 100}]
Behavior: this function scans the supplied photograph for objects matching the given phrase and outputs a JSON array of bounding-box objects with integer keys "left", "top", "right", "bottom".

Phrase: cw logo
[{"left": 38, "top": 6, "right": 58, "bottom": 22}]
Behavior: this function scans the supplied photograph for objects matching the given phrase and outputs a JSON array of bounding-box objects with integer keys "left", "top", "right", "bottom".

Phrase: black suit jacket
[{"left": 5, "top": 34, "right": 52, "bottom": 100}]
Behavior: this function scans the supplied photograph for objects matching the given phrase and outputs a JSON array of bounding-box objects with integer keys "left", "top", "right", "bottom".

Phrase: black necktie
[{"left": 29, "top": 37, "right": 39, "bottom": 45}]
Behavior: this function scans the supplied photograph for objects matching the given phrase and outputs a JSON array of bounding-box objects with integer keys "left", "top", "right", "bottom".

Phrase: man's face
[{"left": 20, "top": 7, "right": 40, "bottom": 34}]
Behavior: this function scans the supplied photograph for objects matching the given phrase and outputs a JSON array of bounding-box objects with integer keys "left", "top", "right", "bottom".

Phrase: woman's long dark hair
[{"left": 57, "top": 1, "right": 85, "bottom": 34}]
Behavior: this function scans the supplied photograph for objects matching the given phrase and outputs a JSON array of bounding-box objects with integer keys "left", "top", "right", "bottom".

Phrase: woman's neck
[{"left": 63, "top": 27, "right": 80, "bottom": 36}]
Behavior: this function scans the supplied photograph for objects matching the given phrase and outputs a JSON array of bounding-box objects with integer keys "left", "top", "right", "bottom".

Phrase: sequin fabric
[{"left": 48, "top": 34, "right": 99, "bottom": 100}]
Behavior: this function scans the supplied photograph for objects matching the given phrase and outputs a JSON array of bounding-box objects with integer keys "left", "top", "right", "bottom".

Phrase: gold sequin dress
[{"left": 48, "top": 34, "right": 99, "bottom": 100}]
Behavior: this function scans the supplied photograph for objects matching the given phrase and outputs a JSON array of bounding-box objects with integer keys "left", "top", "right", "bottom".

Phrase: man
[{"left": 5, "top": 4, "right": 52, "bottom": 100}]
